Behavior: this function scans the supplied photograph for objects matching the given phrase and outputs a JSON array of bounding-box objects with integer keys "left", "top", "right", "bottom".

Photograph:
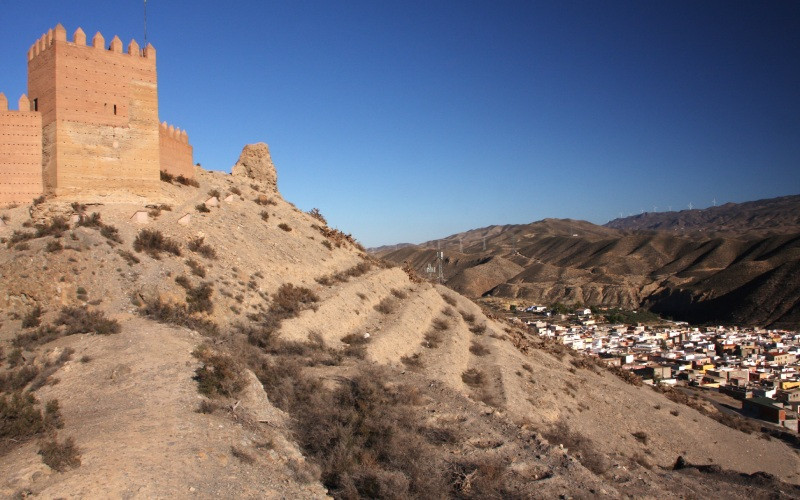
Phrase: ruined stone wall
[
  {"left": 159, "top": 122, "right": 193, "bottom": 178},
  {"left": 0, "top": 93, "right": 43, "bottom": 204},
  {"left": 27, "top": 25, "right": 161, "bottom": 196}
]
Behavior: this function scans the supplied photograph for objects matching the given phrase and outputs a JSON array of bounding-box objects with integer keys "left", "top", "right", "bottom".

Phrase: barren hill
[
  {"left": 1, "top": 149, "right": 799, "bottom": 498},
  {"left": 605, "top": 194, "right": 800, "bottom": 234},
  {"left": 379, "top": 210, "right": 800, "bottom": 328}
]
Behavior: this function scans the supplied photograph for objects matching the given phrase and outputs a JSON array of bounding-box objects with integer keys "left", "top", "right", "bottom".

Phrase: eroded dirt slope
[{"left": 1, "top": 153, "right": 798, "bottom": 498}]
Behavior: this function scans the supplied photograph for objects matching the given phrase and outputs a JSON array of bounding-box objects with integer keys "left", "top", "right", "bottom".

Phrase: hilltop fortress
[{"left": 0, "top": 24, "right": 193, "bottom": 204}]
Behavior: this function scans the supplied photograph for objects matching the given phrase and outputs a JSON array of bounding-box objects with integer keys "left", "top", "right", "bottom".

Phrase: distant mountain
[
  {"left": 605, "top": 194, "right": 800, "bottom": 234},
  {"left": 377, "top": 198, "right": 800, "bottom": 328}
]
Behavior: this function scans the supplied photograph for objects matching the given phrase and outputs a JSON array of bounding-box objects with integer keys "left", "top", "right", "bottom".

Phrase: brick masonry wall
[
  {"left": 159, "top": 123, "right": 194, "bottom": 178},
  {"left": 27, "top": 26, "right": 161, "bottom": 196},
  {"left": 0, "top": 95, "right": 43, "bottom": 204}
]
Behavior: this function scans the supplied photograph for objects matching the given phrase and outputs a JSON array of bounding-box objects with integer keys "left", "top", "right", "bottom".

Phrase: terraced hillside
[{"left": 1, "top": 148, "right": 799, "bottom": 498}]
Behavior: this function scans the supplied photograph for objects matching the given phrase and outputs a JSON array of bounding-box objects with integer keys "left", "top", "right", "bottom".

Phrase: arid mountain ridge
[
  {"left": 1, "top": 149, "right": 799, "bottom": 498},
  {"left": 377, "top": 195, "right": 800, "bottom": 328}
]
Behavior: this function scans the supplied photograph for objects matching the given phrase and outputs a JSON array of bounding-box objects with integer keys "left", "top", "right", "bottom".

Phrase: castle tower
[{"left": 27, "top": 24, "right": 162, "bottom": 196}]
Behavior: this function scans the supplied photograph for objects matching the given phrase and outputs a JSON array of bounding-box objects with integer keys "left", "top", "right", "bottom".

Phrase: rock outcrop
[{"left": 231, "top": 142, "right": 278, "bottom": 192}]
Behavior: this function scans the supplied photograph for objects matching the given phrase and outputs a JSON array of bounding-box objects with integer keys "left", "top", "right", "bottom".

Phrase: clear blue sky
[{"left": 1, "top": 1, "right": 798, "bottom": 247}]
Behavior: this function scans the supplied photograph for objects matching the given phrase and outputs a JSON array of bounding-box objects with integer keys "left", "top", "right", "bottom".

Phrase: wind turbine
[{"left": 688, "top": 202, "right": 693, "bottom": 210}]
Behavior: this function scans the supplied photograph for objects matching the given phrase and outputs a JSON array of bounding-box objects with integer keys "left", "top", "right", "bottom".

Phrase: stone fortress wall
[
  {"left": 159, "top": 122, "right": 193, "bottom": 179},
  {"left": 0, "top": 94, "right": 43, "bottom": 204},
  {"left": 0, "top": 24, "right": 194, "bottom": 203}
]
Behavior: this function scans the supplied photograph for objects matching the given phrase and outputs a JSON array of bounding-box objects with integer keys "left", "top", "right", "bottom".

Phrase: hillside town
[{"left": 512, "top": 305, "right": 800, "bottom": 433}]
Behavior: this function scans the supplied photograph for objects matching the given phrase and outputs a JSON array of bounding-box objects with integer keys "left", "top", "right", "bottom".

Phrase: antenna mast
[{"left": 143, "top": 0, "right": 148, "bottom": 46}]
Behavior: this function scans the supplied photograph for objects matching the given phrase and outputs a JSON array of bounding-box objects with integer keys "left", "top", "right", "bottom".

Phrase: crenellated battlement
[
  {"left": 160, "top": 121, "right": 190, "bottom": 144},
  {"left": 28, "top": 24, "right": 155, "bottom": 62},
  {"left": 0, "top": 93, "right": 38, "bottom": 114}
]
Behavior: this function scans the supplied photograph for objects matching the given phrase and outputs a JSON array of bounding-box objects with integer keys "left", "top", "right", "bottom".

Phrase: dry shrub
[
  {"left": 21, "top": 305, "right": 43, "bottom": 329},
  {"left": 231, "top": 446, "right": 256, "bottom": 464},
  {"left": 255, "top": 194, "right": 277, "bottom": 206},
  {"left": 260, "top": 210, "right": 269, "bottom": 221},
  {"left": 460, "top": 311, "right": 476, "bottom": 324},
  {"left": 0, "top": 393, "right": 63, "bottom": 450},
  {"left": 187, "top": 236, "right": 217, "bottom": 259},
  {"left": 278, "top": 223, "right": 292, "bottom": 232},
  {"left": 317, "top": 262, "right": 373, "bottom": 286},
  {"left": 55, "top": 306, "right": 121, "bottom": 335},
  {"left": 160, "top": 171, "right": 174, "bottom": 183},
  {"left": 175, "top": 174, "right": 199, "bottom": 187},
  {"left": 441, "top": 294, "right": 457, "bottom": 307},
  {"left": 45, "top": 240, "right": 63, "bottom": 252},
  {"left": 311, "top": 224, "right": 364, "bottom": 251},
  {"left": 374, "top": 297, "right": 396, "bottom": 314},
  {"left": 195, "top": 203, "right": 210, "bottom": 213},
  {"left": 186, "top": 258, "right": 206, "bottom": 277},
  {"left": 570, "top": 355, "right": 601, "bottom": 372},
  {"left": 176, "top": 277, "right": 214, "bottom": 313},
  {"left": 423, "top": 330, "right": 445, "bottom": 349},
  {"left": 272, "top": 284, "right": 319, "bottom": 318},
  {"left": 12, "top": 326, "right": 60, "bottom": 349},
  {"left": 192, "top": 345, "right": 246, "bottom": 397},
  {"left": 391, "top": 288, "right": 408, "bottom": 299},
  {"left": 341, "top": 333, "right": 371, "bottom": 346},
  {"left": 542, "top": 420, "right": 610, "bottom": 475},
  {"left": 431, "top": 318, "right": 449, "bottom": 331},
  {"left": 0, "top": 366, "right": 40, "bottom": 393},
  {"left": 461, "top": 368, "right": 485, "bottom": 387},
  {"left": 469, "top": 341, "right": 490, "bottom": 357},
  {"left": 400, "top": 353, "right": 424, "bottom": 370},
  {"left": 134, "top": 229, "right": 181, "bottom": 258},
  {"left": 208, "top": 189, "right": 221, "bottom": 199},
  {"left": 139, "top": 297, "right": 219, "bottom": 337},
  {"left": 449, "top": 457, "right": 509, "bottom": 498},
  {"left": 35, "top": 217, "right": 69, "bottom": 238},
  {"left": 283, "top": 367, "right": 449, "bottom": 498},
  {"left": 229, "top": 186, "right": 242, "bottom": 196},
  {"left": 632, "top": 431, "right": 649, "bottom": 445},
  {"left": 469, "top": 323, "right": 486, "bottom": 335},
  {"left": 607, "top": 365, "right": 643, "bottom": 386},
  {"left": 420, "top": 426, "right": 459, "bottom": 446},
  {"left": 77, "top": 213, "right": 121, "bottom": 243},
  {"left": 196, "top": 399, "right": 220, "bottom": 414},
  {"left": 315, "top": 275, "right": 334, "bottom": 286},
  {"left": 39, "top": 436, "right": 81, "bottom": 471},
  {"left": 118, "top": 249, "right": 140, "bottom": 265},
  {"left": 401, "top": 261, "right": 423, "bottom": 283},
  {"left": 307, "top": 208, "right": 327, "bottom": 225}
]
